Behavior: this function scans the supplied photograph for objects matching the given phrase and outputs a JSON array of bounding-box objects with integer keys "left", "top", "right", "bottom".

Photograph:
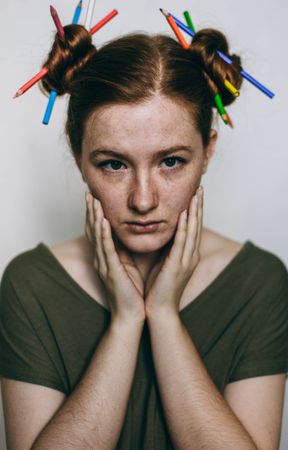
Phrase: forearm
[
  {"left": 147, "top": 312, "right": 257, "bottom": 450},
  {"left": 32, "top": 318, "right": 144, "bottom": 450}
]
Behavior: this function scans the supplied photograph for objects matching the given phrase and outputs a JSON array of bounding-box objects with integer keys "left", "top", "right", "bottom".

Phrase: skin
[{"left": 76, "top": 94, "right": 217, "bottom": 303}]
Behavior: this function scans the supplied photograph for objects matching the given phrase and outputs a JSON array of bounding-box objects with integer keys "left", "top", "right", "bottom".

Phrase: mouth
[
  {"left": 126, "top": 222, "right": 162, "bottom": 233},
  {"left": 127, "top": 221, "right": 161, "bottom": 226}
]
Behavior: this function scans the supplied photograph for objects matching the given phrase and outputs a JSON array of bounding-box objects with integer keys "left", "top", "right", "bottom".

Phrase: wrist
[
  {"left": 110, "top": 313, "right": 146, "bottom": 331},
  {"left": 145, "top": 305, "right": 180, "bottom": 325}
]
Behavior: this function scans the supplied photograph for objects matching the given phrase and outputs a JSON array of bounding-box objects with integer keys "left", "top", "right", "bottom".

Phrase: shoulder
[
  {"left": 202, "top": 228, "right": 287, "bottom": 286},
  {"left": 1, "top": 244, "right": 44, "bottom": 286}
]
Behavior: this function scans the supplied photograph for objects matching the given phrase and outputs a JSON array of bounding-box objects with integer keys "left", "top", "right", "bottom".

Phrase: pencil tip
[
  {"left": 13, "top": 91, "right": 20, "bottom": 99},
  {"left": 159, "top": 8, "right": 168, "bottom": 17}
]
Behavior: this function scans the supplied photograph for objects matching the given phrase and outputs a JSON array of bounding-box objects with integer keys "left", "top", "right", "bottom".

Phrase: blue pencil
[
  {"left": 162, "top": 10, "right": 275, "bottom": 99},
  {"left": 42, "top": 2, "right": 83, "bottom": 125},
  {"left": 42, "top": 90, "right": 58, "bottom": 125},
  {"left": 72, "top": 0, "right": 83, "bottom": 25}
]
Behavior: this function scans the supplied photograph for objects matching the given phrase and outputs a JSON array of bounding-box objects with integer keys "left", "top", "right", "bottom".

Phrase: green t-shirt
[{"left": 1, "top": 240, "right": 288, "bottom": 448}]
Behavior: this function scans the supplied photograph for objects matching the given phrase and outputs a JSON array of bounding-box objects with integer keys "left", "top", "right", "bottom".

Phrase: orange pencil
[
  {"left": 226, "top": 112, "right": 234, "bottom": 128},
  {"left": 13, "top": 9, "right": 118, "bottom": 99},
  {"left": 160, "top": 8, "right": 189, "bottom": 49}
]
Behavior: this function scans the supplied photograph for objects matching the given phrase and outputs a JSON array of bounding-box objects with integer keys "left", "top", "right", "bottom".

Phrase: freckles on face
[{"left": 81, "top": 95, "right": 205, "bottom": 233}]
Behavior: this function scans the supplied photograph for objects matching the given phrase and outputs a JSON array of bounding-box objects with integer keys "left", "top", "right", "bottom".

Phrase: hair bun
[
  {"left": 189, "top": 28, "right": 243, "bottom": 106},
  {"left": 40, "top": 24, "right": 97, "bottom": 96}
]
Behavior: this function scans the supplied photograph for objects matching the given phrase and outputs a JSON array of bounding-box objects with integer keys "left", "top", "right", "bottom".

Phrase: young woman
[{"left": 1, "top": 25, "right": 288, "bottom": 450}]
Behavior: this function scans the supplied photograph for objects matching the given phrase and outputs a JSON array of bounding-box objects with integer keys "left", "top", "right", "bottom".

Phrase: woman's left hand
[{"left": 145, "top": 186, "right": 204, "bottom": 317}]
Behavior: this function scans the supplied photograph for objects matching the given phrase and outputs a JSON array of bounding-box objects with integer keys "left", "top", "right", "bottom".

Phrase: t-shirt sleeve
[
  {"left": 229, "top": 265, "right": 288, "bottom": 382},
  {"left": 0, "top": 267, "right": 66, "bottom": 393}
]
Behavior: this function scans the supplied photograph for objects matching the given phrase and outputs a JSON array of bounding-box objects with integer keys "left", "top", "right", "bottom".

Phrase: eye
[
  {"left": 163, "top": 157, "right": 185, "bottom": 169},
  {"left": 97, "top": 156, "right": 186, "bottom": 172}
]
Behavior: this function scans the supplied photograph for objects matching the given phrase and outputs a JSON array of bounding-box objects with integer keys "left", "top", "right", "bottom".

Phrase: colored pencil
[
  {"left": 50, "top": 5, "right": 65, "bottom": 42},
  {"left": 43, "top": 0, "right": 84, "bottom": 124},
  {"left": 214, "top": 93, "right": 228, "bottom": 125},
  {"left": 42, "top": 90, "right": 58, "bottom": 125},
  {"left": 224, "top": 79, "right": 239, "bottom": 97},
  {"left": 162, "top": 10, "right": 275, "bottom": 99},
  {"left": 72, "top": 0, "right": 83, "bottom": 25},
  {"left": 13, "top": 9, "right": 118, "bottom": 99},
  {"left": 89, "top": 9, "right": 118, "bottom": 35},
  {"left": 13, "top": 67, "right": 48, "bottom": 98},
  {"left": 85, "top": 0, "right": 96, "bottom": 30},
  {"left": 160, "top": 9, "right": 189, "bottom": 49},
  {"left": 183, "top": 11, "right": 195, "bottom": 33},
  {"left": 225, "top": 111, "right": 233, "bottom": 128}
]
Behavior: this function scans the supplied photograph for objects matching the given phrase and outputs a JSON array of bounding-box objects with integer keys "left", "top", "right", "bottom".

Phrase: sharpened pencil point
[
  {"left": 159, "top": 8, "right": 169, "bottom": 17},
  {"left": 50, "top": 5, "right": 56, "bottom": 15},
  {"left": 13, "top": 90, "right": 21, "bottom": 99}
]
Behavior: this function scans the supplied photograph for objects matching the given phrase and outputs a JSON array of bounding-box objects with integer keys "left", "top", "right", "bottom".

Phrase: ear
[{"left": 202, "top": 129, "right": 217, "bottom": 175}]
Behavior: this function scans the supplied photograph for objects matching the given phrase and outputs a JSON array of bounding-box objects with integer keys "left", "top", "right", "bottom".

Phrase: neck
[{"left": 79, "top": 227, "right": 209, "bottom": 283}]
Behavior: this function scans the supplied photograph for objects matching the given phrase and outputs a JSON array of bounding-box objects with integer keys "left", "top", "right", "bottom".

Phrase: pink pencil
[{"left": 50, "top": 5, "right": 65, "bottom": 42}]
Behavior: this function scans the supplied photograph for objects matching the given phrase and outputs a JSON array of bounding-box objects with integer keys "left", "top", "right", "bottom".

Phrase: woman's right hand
[{"left": 85, "top": 192, "right": 146, "bottom": 325}]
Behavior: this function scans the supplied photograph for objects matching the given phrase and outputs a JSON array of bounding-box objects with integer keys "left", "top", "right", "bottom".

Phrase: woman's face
[{"left": 79, "top": 94, "right": 216, "bottom": 254}]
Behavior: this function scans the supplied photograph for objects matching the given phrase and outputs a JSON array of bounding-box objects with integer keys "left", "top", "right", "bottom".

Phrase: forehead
[{"left": 82, "top": 95, "right": 203, "bottom": 154}]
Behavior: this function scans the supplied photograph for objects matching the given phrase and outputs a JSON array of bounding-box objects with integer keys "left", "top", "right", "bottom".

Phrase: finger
[
  {"left": 182, "top": 194, "right": 198, "bottom": 266},
  {"left": 85, "top": 193, "right": 96, "bottom": 245},
  {"left": 169, "top": 208, "right": 188, "bottom": 265},
  {"left": 85, "top": 208, "right": 93, "bottom": 244},
  {"left": 86, "top": 192, "right": 95, "bottom": 227},
  {"left": 93, "top": 198, "right": 108, "bottom": 275},
  {"left": 194, "top": 187, "right": 204, "bottom": 255},
  {"left": 101, "top": 216, "right": 125, "bottom": 276}
]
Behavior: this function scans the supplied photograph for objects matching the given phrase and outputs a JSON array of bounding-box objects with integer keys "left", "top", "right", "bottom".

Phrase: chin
[{"left": 112, "top": 227, "right": 173, "bottom": 254}]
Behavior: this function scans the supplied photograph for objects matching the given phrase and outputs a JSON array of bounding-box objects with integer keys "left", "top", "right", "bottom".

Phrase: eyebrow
[{"left": 89, "top": 145, "right": 195, "bottom": 162}]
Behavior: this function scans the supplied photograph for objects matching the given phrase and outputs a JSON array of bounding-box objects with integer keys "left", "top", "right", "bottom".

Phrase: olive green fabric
[{"left": 1, "top": 240, "right": 288, "bottom": 448}]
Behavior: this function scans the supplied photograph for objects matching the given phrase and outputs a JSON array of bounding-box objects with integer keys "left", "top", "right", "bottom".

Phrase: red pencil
[
  {"left": 50, "top": 5, "right": 65, "bottom": 42},
  {"left": 160, "top": 8, "right": 190, "bottom": 49},
  {"left": 13, "top": 9, "right": 118, "bottom": 99},
  {"left": 89, "top": 9, "right": 118, "bottom": 35},
  {"left": 13, "top": 67, "right": 48, "bottom": 98}
]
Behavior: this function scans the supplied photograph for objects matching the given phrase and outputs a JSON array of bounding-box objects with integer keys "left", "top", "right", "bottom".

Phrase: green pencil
[{"left": 183, "top": 11, "right": 196, "bottom": 33}]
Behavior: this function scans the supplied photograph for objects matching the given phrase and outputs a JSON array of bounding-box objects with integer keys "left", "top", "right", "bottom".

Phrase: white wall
[{"left": 0, "top": 0, "right": 287, "bottom": 448}]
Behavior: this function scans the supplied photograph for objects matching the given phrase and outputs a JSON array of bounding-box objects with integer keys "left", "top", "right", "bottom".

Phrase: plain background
[{"left": 0, "top": 0, "right": 287, "bottom": 448}]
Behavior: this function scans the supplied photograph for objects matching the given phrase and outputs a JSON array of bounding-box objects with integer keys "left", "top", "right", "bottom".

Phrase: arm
[
  {"left": 31, "top": 317, "right": 144, "bottom": 450},
  {"left": 147, "top": 311, "right": 262, "bottom": 450}
]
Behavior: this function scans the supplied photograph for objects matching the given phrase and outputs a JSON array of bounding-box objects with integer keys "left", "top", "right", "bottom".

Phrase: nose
[{"left": 128, "top": 171, "right": 158, "bottom": 213}]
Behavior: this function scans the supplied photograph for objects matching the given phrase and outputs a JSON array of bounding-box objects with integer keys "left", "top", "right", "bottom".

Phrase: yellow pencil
[{"left": 224, "top": 79, "right": 239, "bottom": 97}]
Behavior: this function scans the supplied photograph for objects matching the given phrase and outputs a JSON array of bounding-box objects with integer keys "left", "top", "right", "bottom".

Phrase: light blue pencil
[
  {"left": 72, "top": 0, "right": 83, "bottom": 25},
  {"left": 42, "top": 1, "right": 83, "bottom": 125},
  {"left": 42, "top": 90, "right": 58, "bottom": 125},
  {"left": 161, "top": 9, "right": 275, "bottom": 99}
]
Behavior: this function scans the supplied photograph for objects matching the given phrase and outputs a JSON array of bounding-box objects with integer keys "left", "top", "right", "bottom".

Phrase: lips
[
  {"left": 126, "top": 222, "right": 161, "bottom": 233},
  {"left": 128, "top": 221, "right": 160, "bottom": 226}
]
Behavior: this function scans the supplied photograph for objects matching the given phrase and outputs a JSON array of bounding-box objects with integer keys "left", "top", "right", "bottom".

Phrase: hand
[
  {"left": 145, "top": 186, "right": 203, "bottom": 317},
  {"left": 85, "top": 192, "right": 145, "bottom": 324}
]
